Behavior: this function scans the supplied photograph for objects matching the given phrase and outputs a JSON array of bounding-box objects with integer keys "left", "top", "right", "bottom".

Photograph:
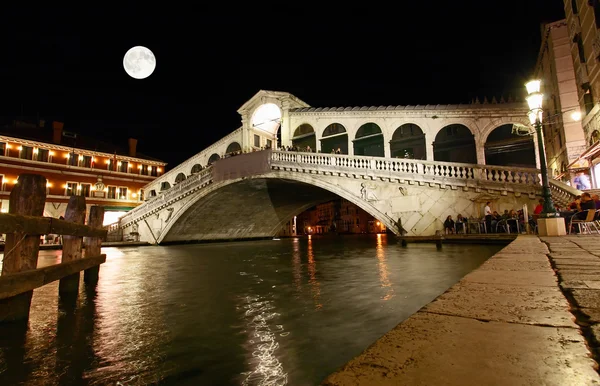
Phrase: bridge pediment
[{"left": 237, "top": 90, "right": 310, "bottom": 116}]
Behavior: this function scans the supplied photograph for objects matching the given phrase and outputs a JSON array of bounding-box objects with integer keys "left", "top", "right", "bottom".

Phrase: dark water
[{"left": 0, "top": 235, "right": 503, "bottom": 385}]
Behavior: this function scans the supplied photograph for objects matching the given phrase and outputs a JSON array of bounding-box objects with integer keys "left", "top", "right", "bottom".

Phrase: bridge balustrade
[
  {"left": 119, "top": 150, "right": 579, "bottom": 229},
  {"left": 270, "top": 150, "right": 541, "bottom": 187}
]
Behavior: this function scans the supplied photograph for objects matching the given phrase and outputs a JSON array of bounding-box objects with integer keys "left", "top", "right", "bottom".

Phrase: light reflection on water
[{"left": 0, "top": 235, "right": 503, "bottom": 385}]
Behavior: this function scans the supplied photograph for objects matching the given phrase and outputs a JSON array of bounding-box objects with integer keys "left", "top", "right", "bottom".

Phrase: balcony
[{"left": 577, "top": 65, "right": 590, "bottom": 89}]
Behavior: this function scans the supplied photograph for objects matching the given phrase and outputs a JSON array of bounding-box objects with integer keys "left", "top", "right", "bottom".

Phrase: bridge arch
[
  {"left": 174, "top": 173, "right": 186, "bottom": 184},
  {"left": 390, "top": 123, "right": 426, "bottom": 159},
  {"left": 433, "top": 123, "right": 477, "bottom": 163},
  {"left": 156, "top": 173, "right": 398, "bottom": 244},
  {"left": 190, "top": 164, "right": 203, "bottom": 174},
  {"left": 291, "top": 123, "right": 316, "bottom": 151},
  {"left": 484, "top": 124, "right": 536, "bottom": 168},
  {"left": 354, "top": 122, "right": 384, "bottom": 157},
  {"left": 226, "top": 142, "right": 241, "bottom": 155},
  {"left": 320, "top": 123, "right": 348, "bottom": 154},
  {"left": 208, "top": 153, "right": 220, "bottom": 165}
]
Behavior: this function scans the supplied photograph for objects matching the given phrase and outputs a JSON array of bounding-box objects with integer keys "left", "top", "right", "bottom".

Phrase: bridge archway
[
  {"left": 484, "top": 124, "right": 535, "bottom": 168},
  {"left": 208, "top": 153, "right": 220, "bottom": 165},
  {"left": 156, "top": 174, "right": 397, "bottom": 244},
  {"left": 433, "top": 124, "right": 476, "bottom": 163},
  {"left": 354, "top": 123, "right": 384, "bottom": 157},
  {"left": 292, "top": 124, "right": 316, "bottom": 151},
  {"left": 226, "top": 142, "right": 241, "bottom": 155},
  {"left": 191, "top": 164, "right": 203, "bottom": 174},
  {"left": 174, "top": 173, "right": 186, "bottom": 184},
  {"left": 320, "top": 123, "right": 348, "bottom": 154},
  {"left": 390, "top": 123, "right": 426, "bottom": 159}
]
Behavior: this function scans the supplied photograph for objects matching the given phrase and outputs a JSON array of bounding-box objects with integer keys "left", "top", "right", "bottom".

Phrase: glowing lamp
[{"left": 525, "top": 80, "right": 541, "bottom": 94}]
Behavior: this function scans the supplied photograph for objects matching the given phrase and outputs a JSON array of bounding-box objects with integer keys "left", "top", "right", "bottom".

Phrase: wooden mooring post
[{"left": 0, "top": 173, "right": 108, "bottom": 323}]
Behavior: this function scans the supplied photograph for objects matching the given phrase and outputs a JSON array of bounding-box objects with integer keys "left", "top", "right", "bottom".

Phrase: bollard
[
  {"left": 83, "top": 206, "right": 104, "bottom": 284},
  {"left": 58, "top": 195, "right": 86, "bottom": 295},
  {"left": 0, "top": 174, "right": 46, "bottom": 322}
]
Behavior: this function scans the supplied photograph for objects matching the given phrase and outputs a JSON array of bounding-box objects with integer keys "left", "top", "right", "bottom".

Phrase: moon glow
[{"left": 123, "top": 46, "right": 156, "bottom": 79}]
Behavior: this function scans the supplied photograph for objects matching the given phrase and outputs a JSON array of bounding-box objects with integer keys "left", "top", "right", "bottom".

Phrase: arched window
[
  {"left": 321, "top": 123, "right": 348, "bottom": 154},
  {"left": 208, "top": 153, "right": 220, "bottom": 165},
  {"left": 354, "top": 123, "right": 384, "bottom": 157},
  {"left": 191, "top": 164, "right": 203, "bottom": 174},
  {"left": 175, "top": 172, "right": 186, "bottom": 183},
  {"left": 226, "top": 142, "right": 241, "bottom": 154},
  {"left": 160, "top": 182, "right": 171, "bottom": 191}
]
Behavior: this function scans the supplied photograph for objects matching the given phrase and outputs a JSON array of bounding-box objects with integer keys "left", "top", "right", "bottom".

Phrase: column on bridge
[{"left": 425, "top": 142, "right": 434, "bottom": 161}]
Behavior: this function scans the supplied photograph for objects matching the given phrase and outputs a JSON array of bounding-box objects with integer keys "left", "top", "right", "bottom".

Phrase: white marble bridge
[
  {"left": 116, "top": 150, "right": 579, "bottom": 244},
  {"left": 112, "top": 90, "right": 582, "bottom": 243}
]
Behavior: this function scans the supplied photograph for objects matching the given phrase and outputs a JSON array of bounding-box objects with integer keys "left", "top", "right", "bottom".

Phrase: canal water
[{"left": 0, "top": 235, "right": 503, "bottom": 385}]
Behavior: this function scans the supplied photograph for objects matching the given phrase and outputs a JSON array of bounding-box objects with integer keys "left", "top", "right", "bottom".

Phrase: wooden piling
[
  {"left": 83, "top": 206, "right": 104, "bottom": 284},
  {"left": 58, "top": 196, "right": 86, "bottom": 295},
  {"left": 0, "top": 174, "right": 47, "bottom": 322}
]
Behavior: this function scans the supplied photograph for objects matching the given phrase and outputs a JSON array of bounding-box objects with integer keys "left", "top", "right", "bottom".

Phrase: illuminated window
[
  {"left": 36, "top": 148, "right": 49, "bottom": 162},
  {"left": 141, "top": 165, "right": 149, "bottom": 176},
  {"left": 20, "top": 146, "right": 33, "bottom": 160},
  {"left": 0, "top": 143, "right": 5, "bottom": 156},
  {"left": 107, "top": 159, "right": 115, "bottom": 171},
  {"left": 118, "top": 187, "right": 128, "bottom": 199},
  {"left": 65, "top": 182, "right": 77, "bottom": 196},
  {"left": 80, "top": 183, "right": 91, "bottom": 197},
  {"left": 69, "top": 152, "right": 78, "bottom": 166},
  {"left": 151, "top": 165, "right": 158, "bottom": 177},
  {"left": 119, "top": 161, "right": 128, "bottom": 173},
  {"left": 107, "top": 186, "right": 117, "bottom": 199},
  {"left": 81, "top": 155, "right": 92, "bottom": 168}
]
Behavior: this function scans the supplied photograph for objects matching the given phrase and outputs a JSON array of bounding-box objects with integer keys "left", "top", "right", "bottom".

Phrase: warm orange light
[
  {"left": 49, "top": 151, "right": 55, "bottom": 156},
  {"left": 46, "top": 182, "right": 52, "bottom": 187},
  {"left": 138, "top": 165, "right": 142, "bottom": 169},
  {"left": 157, "top": 167, "right": 161, "bottom": 172}
]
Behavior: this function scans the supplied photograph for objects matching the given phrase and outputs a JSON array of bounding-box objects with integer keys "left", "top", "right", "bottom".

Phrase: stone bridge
[{"left": 117, "top": 150, "right": 579, "bottom": 244}]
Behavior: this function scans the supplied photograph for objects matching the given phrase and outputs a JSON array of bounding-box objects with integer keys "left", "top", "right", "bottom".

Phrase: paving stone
[
  {"left": 559, "top": 272, "right": 600, "bottom": 282},
  {"left": 462, "top": 269, "right": 558, "bottom": 287},
  {"left": 570, "top": 289, "right": 600, "bottom": 309},
  {"left": 549, "top": 253, "right": 599, "bottom": 260},
  {"left": 492, "top": 253, "right": 550, "bottom": 262},
  {"left": 423, "top": 282, "right": 576, "bottom": 327},
  {"left": 479, "top": 259, "right": 552, "bottom": 272},
  {"left": 322, "top": 312, "right": 600, "bottom": 386},
  {"left": 553, "top": 260, "right": 600, "bottom": 268},
  {"left": 583, "top": 309, "right": 600, "bottom": 324}
]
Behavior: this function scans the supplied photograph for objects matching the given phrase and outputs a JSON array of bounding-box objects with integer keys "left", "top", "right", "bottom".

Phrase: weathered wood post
[
  {"left": 83, "top": 205, "right": 104, "bottom": 284},
  {"left": 58, "top": 195, "right": 86, "bottom": 295},
  {"left": 0, "top": 174, "right": 46, "bottom": 322}
]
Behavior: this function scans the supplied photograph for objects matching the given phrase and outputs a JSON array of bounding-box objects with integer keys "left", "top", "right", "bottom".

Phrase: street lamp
[{"left": 525, "top": 79, "right": 559, "bottom": 218}]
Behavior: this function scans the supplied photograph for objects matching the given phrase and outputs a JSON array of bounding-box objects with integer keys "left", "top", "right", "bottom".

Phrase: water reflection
[
  {"left": 239, "top": 294, "right": 287, "bottom": 386},
  {"left": 306, "top": 237, "right": 322, "bottom": 310},
  {"left": 0, "top": 236, "right": 502, "bottom": 385},
  {"left": 376, "top": 234, "right": 394, "bottom": 301},
  {"left": 291, "top": 238, "right": 302, "bottom": 295}
]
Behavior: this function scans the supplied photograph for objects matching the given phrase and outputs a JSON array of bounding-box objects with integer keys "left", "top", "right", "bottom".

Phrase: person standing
[{"left": 484, "top": 201, "right": 492, "bottom": 233}]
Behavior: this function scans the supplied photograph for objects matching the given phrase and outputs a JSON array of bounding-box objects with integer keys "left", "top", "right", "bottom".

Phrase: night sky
[{"left": 0, "top": 2, "right": 566, "bottom": 168}]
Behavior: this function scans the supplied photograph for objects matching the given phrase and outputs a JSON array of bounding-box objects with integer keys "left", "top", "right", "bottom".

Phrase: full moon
[{"left": 123, "top": 46, "right": 156, "bottom": 79}]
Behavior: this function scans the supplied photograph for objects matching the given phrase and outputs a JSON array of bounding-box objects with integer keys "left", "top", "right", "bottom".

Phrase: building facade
[
  {"left": 0, "top": 120, "right": 166, "bottom": 225},
  {"left": 561, "top": 0, "right": 600, "bottom": 188},
  {"left": 534, "top": 19, "right": 587, "bottom": 184}
]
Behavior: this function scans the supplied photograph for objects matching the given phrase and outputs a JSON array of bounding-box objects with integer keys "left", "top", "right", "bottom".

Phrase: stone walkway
[{"left": 322, "top": 235, "right": 600, "bottom": 386}]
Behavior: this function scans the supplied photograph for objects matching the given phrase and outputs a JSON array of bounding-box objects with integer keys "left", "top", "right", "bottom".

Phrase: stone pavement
[
  {"left": 322, "top": 235, "right": 600, "bottom": 386},
  {"left": 542, "top": 235, "right": 600, "bottom": 371}
]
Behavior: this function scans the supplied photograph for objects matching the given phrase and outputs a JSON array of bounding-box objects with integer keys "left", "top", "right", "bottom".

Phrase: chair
[{"left": 568, "top": 210, "right": 599, "bottom": 234}]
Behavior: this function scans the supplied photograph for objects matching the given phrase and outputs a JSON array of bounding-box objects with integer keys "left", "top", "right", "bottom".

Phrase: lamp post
[{"left": 525, "top": 80, "right": 559, "bottom": 217}]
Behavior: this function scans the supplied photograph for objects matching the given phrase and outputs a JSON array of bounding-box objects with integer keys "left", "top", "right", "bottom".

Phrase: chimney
[
  {"left": 128, "top": 138, "right": 138, "bottom": 157},
  {"left": 52, "top": 121, "right": 64, "bottom": 144}
]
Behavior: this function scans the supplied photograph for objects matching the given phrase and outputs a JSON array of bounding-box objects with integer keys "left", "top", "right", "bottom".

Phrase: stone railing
[
  {"left": 119, "top": 166, "right": 214, "bottom": 227},
  {"left": 549, "top": 178, "right": 582, "bottom": 206},
  {"left": 271, "top": 151, "right": 541, "bottom": 188},
  {"left": 118, "top": 151, "right": 581, "bottom": 230}
]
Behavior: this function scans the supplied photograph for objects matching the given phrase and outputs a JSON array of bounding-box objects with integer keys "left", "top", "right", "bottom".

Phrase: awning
[
  {"left": 566, "top": 141, "right": 600, "bottom": 170},
  {"left": 102, "top": 206, "right": 136, "bottom": 212}
]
